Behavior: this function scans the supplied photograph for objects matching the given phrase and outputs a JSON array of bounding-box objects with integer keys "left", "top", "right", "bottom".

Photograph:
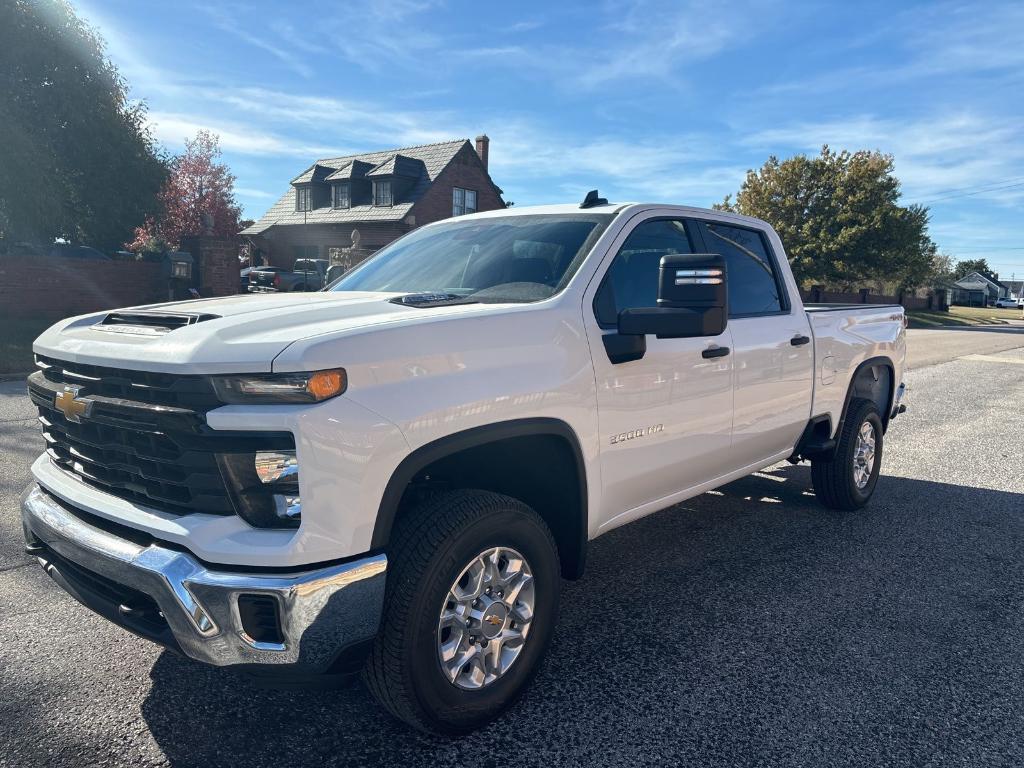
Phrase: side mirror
[{"left": 618, "top": 254, "right": 727, "bottom": 338}]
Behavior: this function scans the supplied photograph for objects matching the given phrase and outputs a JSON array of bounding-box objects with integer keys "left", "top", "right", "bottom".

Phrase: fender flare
[
  {"left": 837, "top": 355, "right": 896, "bottom": 436},
  {"left": 370, "top": 418, "right": 589, "bottom": 577}
]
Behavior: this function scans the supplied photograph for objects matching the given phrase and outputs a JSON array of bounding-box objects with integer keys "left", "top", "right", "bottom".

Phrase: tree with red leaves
[{"left": 126, "top": 130, "right": 241, "bottom": 251}]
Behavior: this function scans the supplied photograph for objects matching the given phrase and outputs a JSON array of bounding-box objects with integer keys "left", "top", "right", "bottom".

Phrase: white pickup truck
[{"left": 22, "top": 195, "right": 906, "bottom": 734}]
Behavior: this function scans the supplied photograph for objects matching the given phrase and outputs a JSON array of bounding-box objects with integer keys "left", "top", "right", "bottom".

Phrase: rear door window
[{"left": 700, "top": 222, "right": 786, "bottom": 316}]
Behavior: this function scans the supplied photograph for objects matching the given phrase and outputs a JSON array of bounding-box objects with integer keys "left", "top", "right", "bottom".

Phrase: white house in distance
[{"left": 951, "top": 271, "right": 1010, "bottom": 306}]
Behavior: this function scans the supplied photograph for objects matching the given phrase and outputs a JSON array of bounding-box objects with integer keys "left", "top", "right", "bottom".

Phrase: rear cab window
[{"left": 697, "top": 221, "right": 789, "bottom": 317}]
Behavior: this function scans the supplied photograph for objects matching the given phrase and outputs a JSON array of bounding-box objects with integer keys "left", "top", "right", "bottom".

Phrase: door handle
[
  {"left": 790, "top": 335, "right": 811, "bottom": 346},
  {"left": 702, "top": 345, "right": 730, "bottom": 359}
]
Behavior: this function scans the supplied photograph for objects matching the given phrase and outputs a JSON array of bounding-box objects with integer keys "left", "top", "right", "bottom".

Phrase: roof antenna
[{"left": 580, "top": 189, "right": 607, "bottom": 209}]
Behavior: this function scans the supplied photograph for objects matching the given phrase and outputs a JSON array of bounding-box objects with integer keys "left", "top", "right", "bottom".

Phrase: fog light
[
  {"left": 217, "top": 452, "right": 302, "bottom": 529},
  {"left": 255, "top": 451, "right": 298, "bottom": 485}
]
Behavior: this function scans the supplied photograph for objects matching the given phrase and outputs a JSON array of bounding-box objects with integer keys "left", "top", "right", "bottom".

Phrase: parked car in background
[
  {"left": 240, "top": 267, "right": 252, "bottom": 292},
  {"left": 249, "top": 258, "right": 329, "bottom": 292},
  {"left": 993, "top": 298, "right": 1017, "bottom": 308},
  {"left": 49, "top": 244, "right": 110, "bottom": 260},
  {"left": 246, "top": 266, "right": 286, "bottom": 291}
]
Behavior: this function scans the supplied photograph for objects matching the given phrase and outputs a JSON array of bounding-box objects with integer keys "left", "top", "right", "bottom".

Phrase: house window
[
  {"left": 453, "top": 187, "right": 477, "bottom": 216},
  {"left": 333, "top": 183, "right": 350, "bottom": 209},
  {"left": 295, "top": 186, "right": 312, "bottom": 212},
  {"left": 373, "top": 180, "right": 393, "bottom": 207}
]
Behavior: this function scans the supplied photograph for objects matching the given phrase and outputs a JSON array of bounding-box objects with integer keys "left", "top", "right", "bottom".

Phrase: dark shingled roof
[
  {"left": 241, "top": 139, "right": 469, "bottom": 234},
  {"left": 289, "top": 164, "right": 336, "bottom": 185},
  {"left": 366, "top": 154, "right": 424, "bottom": 178},
  {"left": 323, "top": 160, "right": 374, "bottom": 181}
]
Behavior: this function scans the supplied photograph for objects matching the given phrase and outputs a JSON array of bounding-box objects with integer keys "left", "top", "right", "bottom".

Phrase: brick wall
[
  {"left": 411, "top": 143, "right": 505, "bottom": 225},
  {"left": 801, "top": 286, "right": 947, "bottom": 311},
  {"left": 180, "top": 236, "right": 241, "bottom": 297},
  {"left": 0, "top": 255, "right": 164, "bottom": 320}
]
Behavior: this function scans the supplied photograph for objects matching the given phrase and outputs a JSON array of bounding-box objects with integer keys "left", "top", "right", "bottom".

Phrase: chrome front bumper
[{"left": 21, "top": 484, "right": 387, "bottom": 673}]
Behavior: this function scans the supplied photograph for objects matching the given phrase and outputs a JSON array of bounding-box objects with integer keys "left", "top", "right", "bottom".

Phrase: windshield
[{"left": 330, "top": 214, "right": 613, "bottom": 303}]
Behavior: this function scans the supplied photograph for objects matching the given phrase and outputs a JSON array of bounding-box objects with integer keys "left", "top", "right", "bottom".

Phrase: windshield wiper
[{"left": 390, "top": 293, "right": 480, "bottom": 308}]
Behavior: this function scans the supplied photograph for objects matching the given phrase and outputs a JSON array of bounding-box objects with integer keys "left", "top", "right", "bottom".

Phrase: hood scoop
[
  {"left": 390, "top": 293, "right": 479, "bottom": 308},
  {"left": 94, "top": 311, "right": 220, "bottom": 336}
]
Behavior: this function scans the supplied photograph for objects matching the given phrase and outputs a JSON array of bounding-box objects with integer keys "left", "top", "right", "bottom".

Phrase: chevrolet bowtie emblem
[
  {"left": 483, "top": 614, "right": 502, "bottom": 626},
  {"left": 54, "top": 385, "right": 93, "bottom": 423}
]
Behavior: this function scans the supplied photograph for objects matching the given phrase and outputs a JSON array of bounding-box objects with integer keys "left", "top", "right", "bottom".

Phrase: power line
[
  {"left": 909, "top": 175, "right": 1024, "bottom": 204},
  {"left": 915, "top": 180, "right": 1024, "bottom": 205},
  {"left": 914, "top": 175, "right": 1024, "bottom": 199}
]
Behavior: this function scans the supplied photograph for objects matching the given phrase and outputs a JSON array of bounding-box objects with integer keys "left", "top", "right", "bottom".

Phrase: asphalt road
[{"left": 2, "top": 328, "right": 1023, "bottom": 767}]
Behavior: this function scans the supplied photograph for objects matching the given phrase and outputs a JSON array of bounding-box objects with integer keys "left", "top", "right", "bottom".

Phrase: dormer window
[
  {"left": 295, "top": 186, "right": 312, "bottom": 212},
  {"left": 453, "top": 187, "right": 477, "bottom": 216},
  {"left": 333, "top": 183, "right": 350, "bottom": 209},
  {"left": 373, "top": 180, "right": 393, "bottom": 207}
]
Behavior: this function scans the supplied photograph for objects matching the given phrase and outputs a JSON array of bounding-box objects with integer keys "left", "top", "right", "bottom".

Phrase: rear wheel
[
  {"left": 811, "top": 397, "right": 883, "bottom": 510},
  {"left": 364, "top": 489, "right": 560, "bottom": 735}
]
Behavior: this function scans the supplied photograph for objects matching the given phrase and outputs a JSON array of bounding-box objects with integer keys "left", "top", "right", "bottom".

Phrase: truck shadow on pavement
[{"left": 140, "top": 465, "right": 1024, "bottom": 767}]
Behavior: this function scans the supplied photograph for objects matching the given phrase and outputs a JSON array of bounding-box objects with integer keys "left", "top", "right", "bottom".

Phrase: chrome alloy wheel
[
  {"left": 437, "top": 546, "right": 535, "bottom": 690},
  {"left": 852, "top": 421, "right": 877, "bottom": 489}
]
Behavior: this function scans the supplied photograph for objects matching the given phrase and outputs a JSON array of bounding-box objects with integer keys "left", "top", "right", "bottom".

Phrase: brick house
[{"left": 240, "top": 137, "right": 504, "bottom": 270}]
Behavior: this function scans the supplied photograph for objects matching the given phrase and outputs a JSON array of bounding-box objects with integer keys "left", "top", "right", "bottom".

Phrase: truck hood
[{"left": 32, "top": 291, "right": 501, "bottom": 373}]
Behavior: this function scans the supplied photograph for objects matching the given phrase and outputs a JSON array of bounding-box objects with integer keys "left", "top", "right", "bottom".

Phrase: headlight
[
  {"left": 211, "top": 369, "right": 346, "bottom": 404},
  {"left": 217, "top": 451, "right": 302, "bottom": 528}
]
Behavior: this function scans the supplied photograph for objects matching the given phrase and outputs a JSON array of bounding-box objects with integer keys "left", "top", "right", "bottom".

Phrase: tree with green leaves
[
  {"left": 0, "top": 0, "right": 166, "bottom": 252},
  {"left": 952, "top": 258, "right": 997, "bottom": 282},
  {"left": 716, "top": 147, "right": 940, "bottom": 290}
]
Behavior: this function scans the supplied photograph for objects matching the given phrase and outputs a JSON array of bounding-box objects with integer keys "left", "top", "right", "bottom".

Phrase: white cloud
[
  {"left": 575, "top": 0, "right": 747, "bottom": 87},
  {"left": 234, "top": 187, "right": 276, "bottom": 199},
  {"left": 741, "top": 112, "right": 1024, "bottom": 203},
  {"left": 760, "top": 2, "right": 1024, "bottom": 97},
  {"left": 483, "top": 118, "right": 745, "bottom": 205},
  {"left": 201, "top": 87, "right": 461, "bottom": 148},
  {"left": 146, "top": 112, "right": 343, "bottom": 158}
]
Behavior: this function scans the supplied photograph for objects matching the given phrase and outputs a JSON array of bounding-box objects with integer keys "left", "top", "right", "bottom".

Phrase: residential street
[{"left": 1, "top": 328, "right": 1023, "bottom": 768}]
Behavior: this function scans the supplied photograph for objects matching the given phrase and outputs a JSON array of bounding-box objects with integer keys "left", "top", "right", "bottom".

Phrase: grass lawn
[
  {"left": 0, "top": 315, "right": 63, "bottom": 375},
  {"left": 907, "top": 305, "right": 1024, "bottom": 329}
]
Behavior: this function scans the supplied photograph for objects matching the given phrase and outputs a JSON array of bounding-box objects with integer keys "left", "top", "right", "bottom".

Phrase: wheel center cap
[{"left": 479, "top": 601, "right": 507, "bottom": 639}]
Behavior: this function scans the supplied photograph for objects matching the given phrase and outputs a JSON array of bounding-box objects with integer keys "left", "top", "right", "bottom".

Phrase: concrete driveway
[{"left": 1, "top": 328, "right": 1023, "bottom": 767}]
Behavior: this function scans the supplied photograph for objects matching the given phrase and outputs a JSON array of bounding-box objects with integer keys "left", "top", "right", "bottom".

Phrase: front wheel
[
  {"left": 364, "top": 490, "right": 560, "bottom": 735},
  {"left": 811, "top": 397, "right": 884, "bottom": 510}
]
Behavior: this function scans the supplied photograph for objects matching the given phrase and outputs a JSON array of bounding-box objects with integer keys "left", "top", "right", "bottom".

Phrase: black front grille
[{"left": 29, "top": 359, "right": 293, "bottom": 516}]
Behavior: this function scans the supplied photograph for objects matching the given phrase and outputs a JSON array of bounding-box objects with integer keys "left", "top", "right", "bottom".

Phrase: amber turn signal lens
[{"left": 306, "top": 369, "right": 346, "bottom": 400}]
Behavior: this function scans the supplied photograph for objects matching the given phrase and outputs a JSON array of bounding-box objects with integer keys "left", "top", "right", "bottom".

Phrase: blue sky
[{"left": 77, "top": 0, "right": 1024, "bottom": 280}]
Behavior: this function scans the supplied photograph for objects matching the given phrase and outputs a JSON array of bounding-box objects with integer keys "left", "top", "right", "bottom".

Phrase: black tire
[
  {"left": 363, "top": 489, "right": 561, "bottom": 735},
  {"left": 811, "top": 397, "right": 884, "bottom": 510}
]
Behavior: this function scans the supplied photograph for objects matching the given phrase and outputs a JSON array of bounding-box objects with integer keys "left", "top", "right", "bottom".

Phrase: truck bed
[
  {"left": 804, "top": 303, "right": 902, "bottom": 312},
  {"left": 806, "top": 302, "right": 906, "bottom": 439}
]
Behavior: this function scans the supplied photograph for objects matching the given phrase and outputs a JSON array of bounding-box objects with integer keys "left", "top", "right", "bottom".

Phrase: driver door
[{"left": 584, "top": 216, "right": 735, "bottom": 531}]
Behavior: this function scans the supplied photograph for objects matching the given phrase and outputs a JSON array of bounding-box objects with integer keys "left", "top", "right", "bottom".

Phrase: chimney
[{"left": 475, "top": 134, "right": 489, "bottom": 171}]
